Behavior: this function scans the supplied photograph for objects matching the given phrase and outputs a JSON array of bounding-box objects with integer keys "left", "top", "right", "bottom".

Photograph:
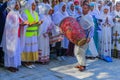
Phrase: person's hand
[
  {"left": 38, "top": 21, "right": 43, "bottom": 25},
  {"left": 24, "top": 21, "right": 29, "bottom": 25},
  {"left": 20, "top": 21, "right": 29, "bottom": 26},
  {"left": 28, "top": 22, "right": 36, "bottom": 26},
  {"left": 86, "top": 38, "right": 90, "bottom": 43}
]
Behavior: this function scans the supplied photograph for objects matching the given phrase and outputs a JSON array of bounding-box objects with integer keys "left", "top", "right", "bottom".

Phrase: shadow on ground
[{"left": 0, "top": 57, "right": 120, "bottom": 80}]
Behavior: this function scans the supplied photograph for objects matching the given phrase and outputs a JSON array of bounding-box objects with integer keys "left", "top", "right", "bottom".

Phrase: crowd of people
[{"left": 0, "top": 0, "right": 120, "bottom": 72}]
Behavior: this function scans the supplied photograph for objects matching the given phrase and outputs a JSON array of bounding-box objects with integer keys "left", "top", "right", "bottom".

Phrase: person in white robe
[
  {"left": 99, "top": 6, "right": 114, "bottom": 62},
  {"left": 21, "top": 0, "right": 42, "bottom": 68},
  {"left": 96, "top": 2, "right": 104, "bottom": 54},
  {"left": 2, "top": 0, "right": 27, "bottom": 72},
  {"left": 52, "top": 2, "right": 69, "bottom": 61},
  {"left": 74, "top": 4, "right": 94, "bottom": 71},
  {"left": 111, "top": 2, "right": 120, "bottom": 58},
  {"left": 38, "top": 4, "right": 53, "bottom": 64},
  {"left": 67, "top": 1, "right": 75, "bottom": 17}
]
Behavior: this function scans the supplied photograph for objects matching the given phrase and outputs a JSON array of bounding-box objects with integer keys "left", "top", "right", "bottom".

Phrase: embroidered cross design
[{"left": 113, "top": 31, "right": 119, "bottom": 47}]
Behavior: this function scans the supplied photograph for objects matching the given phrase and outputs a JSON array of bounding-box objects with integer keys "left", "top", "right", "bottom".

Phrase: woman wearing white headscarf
[
  {"left": 21, "top": 0, "right": 42, "bottom": 68},
  {"left": 52, "top": 2, "right": 68, "bottom": 25},
  {"left": 66, "top": 1, "right": 75, "bottom": 56},
  {"left": 38, "top": 4, "right": 53, "bottom": 64},
  {"left": 67, "top": 1, "right": 75, "bottom": 17},
  {"left": 52, "top": 2, "right": 69, "bottom": 61},
  {"left": 99, "top": 6, "right": 114, "bottom": 62},
  {"left": 2, "top": 0, "right": 27, "bottom": 72},
  {"left": 111, "top": 2, "right": 120, "bottom": 58}
]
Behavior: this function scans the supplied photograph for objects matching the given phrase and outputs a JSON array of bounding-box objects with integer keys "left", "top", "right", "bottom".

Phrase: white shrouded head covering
[
  {"left": 102, "top": 5, "right": 110, "bottom": 14},
  {"left": 44, "top": 4, "right": 52, "bottom": 15},
  {"left": 20, "top": 0, "right": 27, "bottom": 7},
  {"left": 38, "top": 3, "right": 47, "bottom": 15},
  {"left": 38, "top": 4, "right": 52, "bottom": 15},
  {"left": 25, "top": 0, "right": 36, "bottom": 10},
  {"left": 52, "top": 2, "right": 68, "bottom": 25},
  {"left": 103, "top": 5, "right": 110, "bottom": 10},
  {"left": 100, "top": 5, "right": 114, "bottom": 27},
  {"left": 7, "top": 0, "right": 16, "bottom": 10},
  {"left": 67, "top": 1, "right": 75, "bottom": 17},
  {"left": 59, "top": 2, "right": 67, "bottom": 15}
]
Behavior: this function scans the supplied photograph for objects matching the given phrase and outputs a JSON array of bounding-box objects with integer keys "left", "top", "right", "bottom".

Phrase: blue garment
[
  {"left": 84, "top": 26, "right": 94, "bottom": 38},
  {"left": 92, "top": 16, "right": 99, "bottom": 51},
  {"left": 0, "top": 2, "right": 8, "bottom": 44}
]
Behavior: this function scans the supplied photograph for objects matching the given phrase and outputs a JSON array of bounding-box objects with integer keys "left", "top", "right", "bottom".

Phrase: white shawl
[
  {"left": 52, "top": 2, "right": 68, "bottom": 25},
  {"left": 2, "top": 11, "right": 19, "bottom": 57}
]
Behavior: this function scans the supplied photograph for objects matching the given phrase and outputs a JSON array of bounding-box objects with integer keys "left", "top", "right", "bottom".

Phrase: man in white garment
[{"left": 74, "top": 4, "right": 94, "bottom": 71}]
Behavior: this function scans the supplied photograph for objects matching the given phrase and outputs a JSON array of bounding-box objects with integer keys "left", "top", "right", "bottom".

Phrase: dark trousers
[
  {"left": 0, "top": 47, "right": 4, "bottom": 64},
  {"left": 55, "top": 42, "right": 66, "bottom": 57}
]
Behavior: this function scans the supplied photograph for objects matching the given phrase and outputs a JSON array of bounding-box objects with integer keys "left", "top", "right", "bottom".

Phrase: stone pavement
[{"left": 0, "top": 57, "right": 120, "bottom": 80}]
